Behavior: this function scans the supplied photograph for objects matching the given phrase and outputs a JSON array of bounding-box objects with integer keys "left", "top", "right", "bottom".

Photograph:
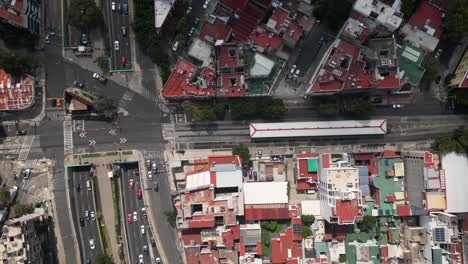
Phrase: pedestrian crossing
[
  {"left": 143, "top": 150, "right": 165, "bottom": 160},
  {"left": 118, "top": 90, "right": 135, "bottom": 110},
  {"left": 48, "top": 171, "right": 54, "bottom": 191},
  {"left": 46, "top": 109, "right": 66, "bottom": 121},
  {"left": 139, "top": 87, "right": 159, "bottom": 103},
  {"left": 18, "top": 135, "right": 35, "bottom": 161},
  {"left": 63, "top": 116, "right": 74, "bottom": 156},
  {"left": 23, "top": 159, "right": 38, "bottom": 168}
]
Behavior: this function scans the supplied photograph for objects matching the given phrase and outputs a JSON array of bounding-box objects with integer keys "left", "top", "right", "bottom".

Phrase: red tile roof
[
  {"left": 0, "top": 69, "right": 34, "bottom": 110},
  {"left": 296, "top": 153, "right": 318, "bottom": 190},
  {"left": 284, "top": 19, "right": 303, "bottom": 42},
  {"left": 230, "top": 4, "right": 265, "bottom": 41},
  {"left": 221, "top": 0, "right": 248, "bottom": 10},
  {"left": 0, "top": 6, "right": 23, "bottom": 25},
  {"left": 244, "top": 205, "right": 290, "bottom": 220},
  {"left": 200, "top": 18, "right": 232, "bottom": 42},
  {"left": 333, "top": 199, "right": 363, "bottom": 225},
  {"left": 397, "top": 204, "right": 411, "bottom": 216},
  {"left": 408, "top": 0, "right": 444, "bottom": 38},
  {"left": 199, "top": 250, "right": 219, "bottom": 264},
  {"left": 269, "top": 7, "right": 289, "bottom": 33},
  {"left": 162, "top": 59, "right": 216, "bottom": 99},
  {"left": 250, "top": 26, "right": 282, "bottom": 50},
  {"left": 271, "top": 219, "right": 303, "bottom": 263},
  {"left": 222, "top": 225, "right": 241, "bottom": 248},
  {"left": 182, "top": 229, "right": 203, "bottom": 246},
  {"left": 185, "top": 247, "right": 201, "bottom": 264}
]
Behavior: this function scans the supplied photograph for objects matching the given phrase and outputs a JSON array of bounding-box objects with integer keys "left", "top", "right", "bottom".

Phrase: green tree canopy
[
  {"left": 230, "top": 98, "right": 286, "bottom": 120},
  {"left": 347, "top": 98, "right": 375, "bottom": 117},
  {"left": 0, "top": 189, "right": 10, "bottom": 208},
  {"left": 13, "top": 204, "right": 34, "bottom": 217},
  {"left": 422, "top": 56, "right": 441, "bottom": 80},
  {"left": 67, "top": 0, "right": 103, "bottom": 31},
  {"left": 302, "top": 225, "right": 312, "bottom": 238},
  {"left": 436, "top": 127, "right": 468, "bottom": 154},
  {"left": 93, "top": 254, "right": 114, "bottom": 264},
  {"left": 313, "top": 0, "right": 353, "bottom": 32},
  {"left": 232, "top": 144, "right": 250, "bottom": 165},
  {"left": 301, "top": 214, "right": 316, "bottom": 224},
  {"left": 182, "top": 101, "right": 224, "bottom": 122},
  {"left": 443, "top": 0, "right": 468, "bottom": 43},
  {"left": 0, "top": 50, "right": 37, "bottom": 79},
  {"left": 401, "top": 0, "right": 421, "bottom": 18},
  {"left": 358, "top": 215, "right": 376, "bottom": 232}
]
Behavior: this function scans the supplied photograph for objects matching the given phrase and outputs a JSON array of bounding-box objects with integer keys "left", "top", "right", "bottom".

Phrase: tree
[
  {"left": 0, "top": 50, "right": 37, "bottom": 79},
  {"left": 301, "top": 215, "right": 316, "bottom": 224},
  {"left": 94, "top": 97, "right": 117, "bottom": 118},
  {"left": 93, "top": 254, "right": 113, "bottom": 264},
  {"left": 302, "top": 225, "right": 312, "bottom": 238},
  {"left": 443, "top": 0, "right": 468, "bottom": 43},
  {"left": 339, "top": 254, "right": 347, "bottom": 263},
  {"left": 347, "top": 98, "right": 375, "bottom": 117},
  {"left": 422, "top": 56, "right": 441, "bottom": 80},
  {"left": 319, "top": 102, "right": 339, "bottom": 115},
  {"left": 232, "top": 144, "right": 250, "bottom": 165},
  {"left": 94, "top": 56, "right": 109, "bottom": 74},
  {"left": 358, "top": 215, "right": 376, "bottom": 232},
  {"left": 0, "top": 189, "right": 10, "bottom": 208},
  {"left": 313, "top": 0, "right": 353, "bottom": 32},
  {"left": 163, "top": 209, "right": 177, "bottom": 228},
  {"left": 67, "top": 0, "right": 103, "bottom": 31},
  {"left": 13, "top": 204, "right": 34, "bottom": 217},
  {"left": 401, "top": 0, "right": 421, "bottom": 18}
]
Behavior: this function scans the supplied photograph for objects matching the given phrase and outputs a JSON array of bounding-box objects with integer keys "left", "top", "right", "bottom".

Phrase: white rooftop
[
  {"left": 154, "top": 0, "right": 176, "bottom": 29},
  {"left": 400, "top": 24, "right": 439, "bottom": 52},
  {"left": 353, "top": 0, "right": 402, "bottom": 31},
  {"left": 250, "top": 120, "right": 387, "bottom": 138},
  {"left": 442, "top": 152, "right": 468, "bottom": 213},
  {"left": 185, "top": 170, "right": 211, "bottom": 189},
  {"left": 243, "top": 182, "right": 288, "bottom": 205},
  {"left": 216, "top": 169, "right": 243, "bottom": 188},
  {"left": 249, "top": 53, "right": 275, "bottom": 78},
  {"left": 301, "top": 200, "right": 321, "bottom": 217},
  {"left": 188, "top": 38, "right": 213, "bottom": 67}
]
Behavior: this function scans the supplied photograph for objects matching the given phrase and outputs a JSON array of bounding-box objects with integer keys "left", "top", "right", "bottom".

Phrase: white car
[
  {"left": 186, "top": 6, "right": 192, "bottom": 14},
  {"left": 188, "top": 27, "right": 195, "bottom": 37},
  {"left": 155, "top": 257, "right": 161, "bottom": 263},
  {"left": 91, "top": 211, "right": 95, "bottom": 221},
  {"left": 85, "top": 210, "right": 89, "bottom": 220},
  {"left": 393, "top": 104, "right": 402, "bottom": 109},
  {"left": 140, "top": 225, "right": 145, "bottom": 235},
  {"left": 148, "top": 171, "right": 153, "bottom": 181},
  {"left": 89, "top": 239, "right": 95, "bottom": 250},
  {"left": 133, "top": 211, "right": 138, "bottom": 222},
  {"left": 114, "top": 40, "right": 120, "bottom": 51},
  {"left": 172, "top": 41, "right": 179, "bottom": 52},
  {"left": 290, "top": 64, "right": 297, "bottom": 75},
  {"left": 141, "top": 207, "right": 147, "bottom": 218},
  {"left": 111, "top": 2, "right": 116, "bottom": 11},
  {"left": 139, "top": 254, "right": 144, "bottom": 264},
  {"left": 203, "top": 0, "right": 210, "bottom": 9}
]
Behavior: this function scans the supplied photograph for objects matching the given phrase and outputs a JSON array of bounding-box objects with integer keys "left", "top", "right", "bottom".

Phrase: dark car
[
  {"left": 253, "top": 171, "right": 257, "bottom": 181},
  {"left": 51, "top": 98, "right": 57, "bottom": 107},
  {"left": 153, "top": 181, "right": 159, "bottom": 192},
  {"left": 150, "top": 236, "right": 156, "bottom": 247},
  {"left": 80, "top": 217, "right": 85, "bottom": 227},
  {"left": 73, "top": 81, "right": 84, "bottom": 89},
  {"left": 16, "top": 130, "right": 27, "bottom": 136},
  {"left": 123, "top": 3, "right": 128, "bottom": 15},
  {"left": 76, "top": 183, "right": 81, "bottom": 192},
  {"left": 117, "top": 4, "right": 122, "bottom": 14}
]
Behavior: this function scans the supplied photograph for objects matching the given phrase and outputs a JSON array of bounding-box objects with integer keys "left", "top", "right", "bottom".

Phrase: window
[
  {"left": 215, "top": 216, "right": 224, "bottom": 225},
  {"left": 230, "top": 78, "right": 237, "bottom": 87},
  {"left": 191, "top": 204, "right": 203, "bottom": 213},
  {"left": 228, "top": 48, "right": 236, "bottom": 57}
]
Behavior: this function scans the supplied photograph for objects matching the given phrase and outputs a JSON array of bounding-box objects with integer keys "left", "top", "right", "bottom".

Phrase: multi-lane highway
[
  {"left": 104, "top": 0, "right": 133, "bottom": 71},
  {"left": 120, "top": 163, "right": 153, "bottom": 263},
  {"left": 69, "top": 167, "right": 102, "bottom": 262}
]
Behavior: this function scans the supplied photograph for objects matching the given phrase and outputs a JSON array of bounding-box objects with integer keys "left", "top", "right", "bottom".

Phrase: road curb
[
  {"left": 63, "top": 165, "right": 82, "bottom": 264},
  {"left": 117, "top": 173, "right": 132, "bottom": 264}
]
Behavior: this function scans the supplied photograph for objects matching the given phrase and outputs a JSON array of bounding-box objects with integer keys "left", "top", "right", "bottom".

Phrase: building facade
[{"left": 0, "top": 0, "right": 41, "bottom": 34}]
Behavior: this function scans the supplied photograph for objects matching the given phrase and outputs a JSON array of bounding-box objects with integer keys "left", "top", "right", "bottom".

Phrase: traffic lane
[
  {"left": 121, "top": 168, "right": 136, "bottom": 263},
  {"left": 75, "top": 170, "right": 103, "bottom": 260},
  {"left": 68, "top": 169, "right": 86, "bottom": 262},
  {"left": 132, "top": 169, "right": 151, "bottom": 263},
  {"left": 71, "top": 170, "right": 93, "bottom": 261}
]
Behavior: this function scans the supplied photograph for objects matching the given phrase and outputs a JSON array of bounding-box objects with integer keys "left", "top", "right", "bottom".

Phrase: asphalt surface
[
  {"left": 104, "top": 0, "right": 132, "bottom": 71},
  {"left": 120, "top": 164, "right": 153, "bottom": 263},
  {"left": 70, "top": 168, "right": 103, "bottom": 261}
]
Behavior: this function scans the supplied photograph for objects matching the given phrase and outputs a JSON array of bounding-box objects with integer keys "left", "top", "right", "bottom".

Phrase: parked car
[
  {"left": 23, "top": 169, "right": 31, "bottom": 179},
  {"left": 133, "top": 211, "right": 138, "bottom": 222},
  {"left": 76, "top": 183, "right": 81, "bottom": 192},
  {"left": 92, "top": 73, "right": 107, "bottom": 84},
  {"left": 392, "top": 104, "right": 402, "bottom": 109},
  {"left": 127, "top": 213, "right": 132, "bottom": 224},
  {"left": 155, "top": 257, "right": 161, "bottom": 263},
  {"left": 81, "top": 33, "right": 88, "bottom": 45},
  {"left": 150, "top": 236, "right": 156, "bottom": 247},
  {"left": 188, "top": 27, "right": 195, "bottom": 36},
  {"left": 143, "top": 245, "right": 148, "bottom": 254},
  {"left": 290, "top": 64, "right": 297, "bottom": 75},
  {"left": 140, "top": 225, "right": 145, "bottom": 235},
  {"left": 121, "top": 56, "right": 126, "bottom": 66},
  {"left": 123, "top": 3, "right": 128, "bottom": 15},
  {"left": 89, "top": 239, "right": 95, "bottom": 250},
  {"left": 51, "top": 98, "right": 57, "bottom": 107},
  {"left": 172, "top": 41, "right": 179, "bottom": 52},
  {"left": 117, "top": 3, "right": 122, "bottom": 14},
  {"left": 146, "top": 159, "right": 151, "bottom": 169},
  {"left": 111, "top": 2, "right": 116, "bottom": 11},
  {"left": 73, "top": 80, "right": 84, "bottom": 89},
  {"left": 129, "top": 179, "right": 134, "bottom": 189},
  {"left": 148, "top": 171, "right": 153, "bottom": 181},
  {"left": 45, "top": 34, "right": 50, "bottom": 44},
  {"left": 151, "top": 161, "right": 157, "bottom": 173},
  {"left": 253, "top": 171, "right": 258, "bottom": 181},
  {"left": 90, "top": 211, "right": 95, "bottom": 221},
  {"left": 85, "top": 210, "right": 89, "bottom": 220},
  {"left": 203, "top": 0, "right": 210, "bottom": 9},
  {"left": 139, "top": 254, "right": 144, "bottom": 264},
  {"left": 141, "top": 208, "right": 147, "bottom": 217},
  {"left": 137, "top": 189, "right": 142, "bottom": 200},
  {"left": 114, "top": 41, "right": 120, "bottom": 51},
  {"left": 86, "top": 258, "right": 91, "bottom": 264},
  {"left": 16, "top": 130, "right": 27, "bottom": 136},
  {"left": 56, "top": 98, "right": 62, "bottom": 107},
  {"left": 195, "top": 18, "right": 200, "bottom": 25},
  {"left": 186, "top": 6, "right": 192, "bottom": 14},
  {"left": 294, "top": 68, "right": 300, "bottom": 78},
  {"left": 121, "top": 27, "right": 127, "bottom": 37},
  {"left": 153, "top": 181, "right": 159, "bottom": 192},
  {"left": 80, "top": 217, "right": 85, "bottom": 227}
]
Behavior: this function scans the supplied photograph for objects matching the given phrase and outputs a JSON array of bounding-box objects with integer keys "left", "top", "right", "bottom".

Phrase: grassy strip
[
  {"left": 121, "top": 151, "right": 133, "bottom": 155},
  {"left": 105, "top": 152, "right": 119, "bottom": 157},
  {"left": 92, "top": 177, "right": 112, "bottom": 257},
  {"left": 82, "top": 153, "right": 102, "bottom": 158},
  {"left": 111, "top": 179, "right": 124, "bottom": 261}
]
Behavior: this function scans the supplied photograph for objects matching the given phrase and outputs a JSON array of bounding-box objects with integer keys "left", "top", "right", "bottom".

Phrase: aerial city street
[{"left": 0, "top": 0, "right": 468, "bottom": 263}]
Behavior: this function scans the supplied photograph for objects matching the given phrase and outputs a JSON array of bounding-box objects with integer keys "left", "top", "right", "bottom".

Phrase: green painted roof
[
  {"left": 374, "top": 157, "right": 405, "bottom": 216},
  {"left": 432, "top": 248, "right": 443, "bottom": 264},
  {"left": 398, "top": 44, "right": 425, "bottom": 86},
  {"left": 315, "top": 241, "right": 327, "bottom": 255},
  {"left": 307, "top": 159, "right": 318, "bottom": 172}
]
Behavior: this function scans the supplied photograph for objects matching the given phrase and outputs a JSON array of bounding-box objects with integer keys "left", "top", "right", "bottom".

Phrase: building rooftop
[
  {"left": 296, "top": 153, "right": 319, "bottom": 190},
  {"left": 407, "top": 0, "right": 444, "bottom": 38},
  {"left": 250, "top": 26, "right": 282, "bottom": 51},
  {"left": 185, "top": 170, "right": 211, "bottom": 189},
  {"left": 243, "top": 182, "right": 288, "bottom": 205},
  {"left": 301, "top": 200, "right": 321, "bottom": 217},
  {"left": 449, "top": 48, "right": 468, "bottom": 88},
  {"left": 397, "top": 44, "right": 425, "bottom": 86},
  {"left": 200, "top": 17, "right": 232, "bottom": 43},
  {"left": 352, "top": 0, "right": 403, "bottom": 31},
  {"left": 250, "top": 120, "right": 387, "bottom": 138},
  {"left": 228, "top": 2, "right": 265, "bottom": 41},
  {"left": 442, "top": 152, "right": 468, "bottom": 213},
  {"left": 249, "top": 53, "right": 275, "bottom": 78},
  {"left": 162, "top": 59, "right": 216, "bottom": 99},
  {"left": 0, "top": 0, "right": 24, "bottom": 26},
  {"left": 187, "top": 38, "right": 213, "bottom": 66},
  {"left": 0, "top": 69, "right": 34, "bottom": 111},
  {"left": 154, "top": 0, "right": 176, "bottom": 29},
  {"left": 271, "top": 218, "right": 303, "bottom": 263},
  {"left": 217, "top": 43, "right": 247, "bottom": 97}
]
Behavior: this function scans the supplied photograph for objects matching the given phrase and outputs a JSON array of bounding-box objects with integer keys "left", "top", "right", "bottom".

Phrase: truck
[{"left": 92, "top": 73, "right": 108, "bottom": 84}]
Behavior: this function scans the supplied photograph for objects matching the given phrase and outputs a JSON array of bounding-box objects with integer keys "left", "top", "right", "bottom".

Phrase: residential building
[
  {"left": 243, "top": 181, "right": 289, "bottom": 220},
  {"left": 250, "top": 26, "right": 282, "bottom": 53},
  {"left": 249, "top": 53, "right": 275, "bottom": 79},
  {"left": 266, "top": 7, "right": 305, "bottom": 48},
  {"left": 402, "top": 151, "right": 446, "bottom": 211},
  {"left": 0, "top": 0, "right": 41, "bottom": 34},
  {"left": 449, "top": 47, "right": 468, "bottom": 89},
  {"left": 216, "top": 43, "right": 247, "bottom": 97},
  {"left": 200, "top": 16, "right": 232, "bottom": 44},
  {"left": 441, "top": 152, "right": 468, "bottom": 213},
  {"left": 400, "top": 0, "right": 445, "bottom": 52},
  {"left": 0, "top": 208, "right": 50, "bottom": 264},
  {"left": 295, "top": 153, "right": 319, "bottom": 192},
  {"left": 0, "top": 69, "right": 35, "bottom": 111},
  {"left": 352, "top": 0, "right": 403, "bottom": 32},
  {"left": 318, "top": 153, "right": 364, "bottom": 225},
  {"left": 154, "top": 0, "right": 176, "bottom": 32},
  {"left": 397, "top": 44, "right": 426, "bottom": 89},
  {"left": 420, "top": 212, "right": 462, "bottom": 264},
  {"left": 222, "top": 0, "right": 266, "bottom": 42},
  {"left": 271, "top": 217, "right": 303, "bottom": 263},
  {"left": 239, "top": 224, "right": 262, "bottom": 257}
]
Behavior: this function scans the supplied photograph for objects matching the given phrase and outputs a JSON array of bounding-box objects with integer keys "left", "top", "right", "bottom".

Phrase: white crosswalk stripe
[
  {"left": 46, "top": 109, "right": 66, "bottom": 121},
  {"left": 48, "top": 171, "right": 54, "bottom": 191},
  {"left": 118, "top": 91, "right": 135, "bottom": 110},
  {"left": 63, "top": 115, "right": 74, "bottom": 156},
  {"left": 143, "top": 150, "right": 164, "bottom": 160},
  {"left": 18, "top": 135, "right": 35, "bottom": 161},
  {"left": 23, "top": 159, "right": 38, "bottom": 168}
]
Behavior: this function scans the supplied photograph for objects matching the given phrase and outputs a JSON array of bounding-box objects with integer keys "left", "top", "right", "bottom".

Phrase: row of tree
[
  {"left": 0, "top": 50, "right": 38, "bottom": 79},
  {"left": 67, "top": 0, "right": 103, "bottom": 31},
  {"left": 436, "top": 127, "right": 468, "bottom": 154}
]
